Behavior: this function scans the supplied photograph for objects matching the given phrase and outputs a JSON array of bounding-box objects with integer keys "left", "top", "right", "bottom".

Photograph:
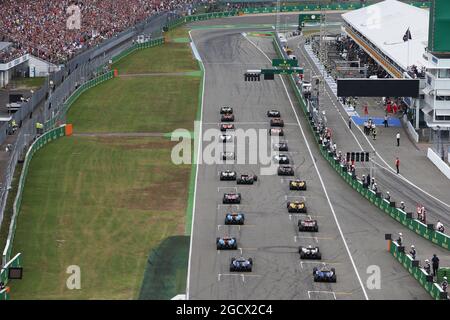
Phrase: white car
[{"left": 273, "top": 154, "right": 289, "bottom": 164}]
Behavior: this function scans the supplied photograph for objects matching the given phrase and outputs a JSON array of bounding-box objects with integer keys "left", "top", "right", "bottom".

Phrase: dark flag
[{"left": 403, "top": 28, "right": 412, "bottom": 42}]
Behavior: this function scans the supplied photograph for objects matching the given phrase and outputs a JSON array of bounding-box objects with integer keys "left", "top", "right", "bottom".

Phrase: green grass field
[
  {"left": 67, "top": 76, "right": 199, "bottom": 133},
  {"left": 113, "top": 28, "right": 197, "bottom": 74},
  {"left": 10, "top": 25, "right": 199, "bottom": 299},
  {"left": 113, "top": 43, "right": 198, "bottom": 74}
]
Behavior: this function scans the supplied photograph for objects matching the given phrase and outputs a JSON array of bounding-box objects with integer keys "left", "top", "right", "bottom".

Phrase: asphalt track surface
[{"left": 187, "top": 14, "right": 447, "bottom": 300}]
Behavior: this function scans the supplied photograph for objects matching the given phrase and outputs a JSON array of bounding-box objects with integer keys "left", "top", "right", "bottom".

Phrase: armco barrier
[
  {"left": 389, "top": 240, "right": 448, "bottom": 300},
  {"left": 2, "top": 125, "right": 66, "bottom": 268},
  {"left": 272, "top": 36, "right": 450, "bottom": 251}
]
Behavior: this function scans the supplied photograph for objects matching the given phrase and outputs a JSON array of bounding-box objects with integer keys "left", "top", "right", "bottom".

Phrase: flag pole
[{"left": 407, "top": 27, "right": 410, "bottom": 71}]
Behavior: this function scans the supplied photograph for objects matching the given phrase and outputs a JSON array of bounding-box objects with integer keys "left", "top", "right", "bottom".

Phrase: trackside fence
[
  {"left": 2, "top": 125, "right": 66, "bottom": 268},
  {"left": 388, "top": 240, "right": 448, "bottom": 300},
  {"left": 272, "top": 35, "right": 450, "bottom": 251},
  {"left": 44, "top": 37, "right": 165, "bottom": 131}
]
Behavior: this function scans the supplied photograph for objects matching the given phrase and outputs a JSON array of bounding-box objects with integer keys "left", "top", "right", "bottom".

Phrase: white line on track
[
  {"left": 186, "top": 30, "right": 205, "bottom": 301},
  {"left": 297, "top": 39, "right": 450, "bottom": 210},
  {"left": 244, "top": 35, "right": 369, "bottom": 300}
]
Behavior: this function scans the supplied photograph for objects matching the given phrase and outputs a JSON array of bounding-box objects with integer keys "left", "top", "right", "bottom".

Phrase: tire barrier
[
  {"left": 387, "top": 239, "right": 448, "bottom": 300},
  {"left": 272, "top": 36, "right": 450, "bottom": 252}
]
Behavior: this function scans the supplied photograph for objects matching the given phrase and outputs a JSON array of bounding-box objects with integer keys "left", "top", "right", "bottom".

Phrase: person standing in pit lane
[{"left": 432, "top": 254, "right": 440, "bottom": 277}]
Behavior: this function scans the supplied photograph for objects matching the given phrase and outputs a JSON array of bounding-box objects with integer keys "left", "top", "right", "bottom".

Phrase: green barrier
[
  {"left": 389, "top": 240, "right": 448, "bottom": 300},
  {"left": 272, "top": 35, "right": 450, "bottom": 251}
]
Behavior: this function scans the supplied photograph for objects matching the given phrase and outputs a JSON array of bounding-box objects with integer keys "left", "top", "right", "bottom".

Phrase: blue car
[
  {"left": 313, "top": 264, "right": 336, "bottom": 282},
  {"left": 225, "top": 212, "right": 245, "bottom": 225},
  {"left": 230, "top": 257, "right": 253, "bottom": 272}
]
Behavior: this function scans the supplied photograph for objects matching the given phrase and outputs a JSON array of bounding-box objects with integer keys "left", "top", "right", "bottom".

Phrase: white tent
[{"left": 342, "top": 0, "right": 429, "bottom": 71}]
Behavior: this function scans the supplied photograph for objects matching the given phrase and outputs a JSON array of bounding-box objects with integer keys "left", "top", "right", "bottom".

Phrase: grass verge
[{"left": 12, "top": 136, "right": 190, "bottom": 299}]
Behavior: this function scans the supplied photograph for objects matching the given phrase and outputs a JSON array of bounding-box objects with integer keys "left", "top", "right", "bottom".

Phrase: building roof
[
  {"left": 0, "top": 42, "right": 12, "bottom": 52},
  {"left": 342, "top": 0, "right": 429, "bottom": 71}
]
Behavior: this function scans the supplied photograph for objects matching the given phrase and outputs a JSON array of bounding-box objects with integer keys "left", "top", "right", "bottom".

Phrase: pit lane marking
[
  {"left": 217, "top": 186, "right": 238, "bottom": 192},
  {"left": 285, "top": 195, "right": 306, "bottom": 200},
  {"left": 217, "top": 204, "right": 246, "bottom": 210},
  {"left": 307, "top": 291, "right": 353, "bottom": 300},
  {"left": 289, "top": 214, "right": 323, "bottom": 220},
  {"left": 217, "top": 273, "right": 262, "bottom": 282},
  {"left": 217, "top": 224, "right": 256, "bottom": 230},
  {"left": 299, "top": 261, "right": 342, "bottom": 269},
  {"left": 294, "top": 235, "right": 332, "bottom": 243}
]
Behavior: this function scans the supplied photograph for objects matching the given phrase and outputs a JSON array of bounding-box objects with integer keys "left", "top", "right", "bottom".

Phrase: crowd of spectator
[{"left": 0, "top": 0, "right": 198, "bottom": 65}]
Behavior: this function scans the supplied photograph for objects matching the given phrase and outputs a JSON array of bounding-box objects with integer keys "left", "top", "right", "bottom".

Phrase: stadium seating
[{"left": 0, "top": 0, "right": 196, "bottom": 64}]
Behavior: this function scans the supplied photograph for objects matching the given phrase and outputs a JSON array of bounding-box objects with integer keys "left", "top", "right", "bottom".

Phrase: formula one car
[
  {"left": 237, "top": 174, "right": 258, "bottom": 185},
  {"left": 269, "top": 128, "right": 284, "bottom": 136},
  {"left": 299, "top": 245, "right": 322, "bottom": 260},
  {"left": 230, "top": 257, "right": 253, "bottom": 272},
  {"left": 223, "top": 193, "right": 241, "bottom": 204},
  {"left": 220, "top": 170, "right": 236, "bottom": 181},
  {"left": 289, "top": 179, "right": 307, "bottom": 190},
  {"left": 221, "top": 152, "right": 235, "bottom": 160},
  {"left": 225, "top": 212, "right": 245, "bottom": 225},
  {"left": 287, "top": 201, "right": 307, "bottom": 213},
  {"left": 273, "top": 154, "right": 290, "bottom": 164},
  {"left": 278, "top": 165, "right": 294, "bottom": 176},
  {"left": 298, "top": 219, "right": 318, "bottom": 232},
  {"left": 313, "top": 264, "right": 336, "bottom": 282},
  {"left": 216, "top": 237, "right": 238, "bottom": 250},
  {"left": 267, "top": 110, "right": 281, "bottom": 117},
  {"left": 270, "top": 118, "right": 285, "bottom": 127},
  {"left": 220, "top": 106, "right": 233, "bottom": 114},
  {"left": 220, "top": 123, "right": 235, "bottom": 132},
  {"left": 221, "top": 114, "right": 235, "bottom": 122},
  {"left": 273, "top": 142, "right": 289, "bottom": 151},
  {"left": 219, "top": 134, "right": 233, "bottom": 143}
]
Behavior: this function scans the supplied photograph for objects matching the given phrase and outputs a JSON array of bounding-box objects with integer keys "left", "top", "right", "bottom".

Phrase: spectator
[
  {"left": 409, "top": 245, "right": 416, "bottom": 260},
  {"left": 436, "top": 220, "right": 445, "bottom": 233},
  {"left": 0, "top": 0, "right": 198, "bottom": 64},
  {"left": 423, "top": 259, "right": 431, "bottom": 275},
  {"left": 396, "top": 232, "right": 403, "bottom": 246},
  {"left": 442, "top": 277, "right": 448, "bottom": 292},
  {"left": 431, "top": 254, "right": 439, "bottom": 277}
]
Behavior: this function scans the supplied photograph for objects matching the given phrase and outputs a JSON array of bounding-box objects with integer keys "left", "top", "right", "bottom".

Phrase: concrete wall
[
  {"left": 402, "top": 114, "right": 419, "bottom": 143},
  {"left": 427, "top": 147, "right": 450, "bottom": 179}
]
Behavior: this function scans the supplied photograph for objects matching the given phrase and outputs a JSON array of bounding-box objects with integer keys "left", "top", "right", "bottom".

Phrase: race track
[{"left": 186, "top": 15, "right": 448, "bottom": 299}]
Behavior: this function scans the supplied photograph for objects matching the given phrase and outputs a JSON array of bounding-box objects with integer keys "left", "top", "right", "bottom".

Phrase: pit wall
[{"left": 388, "top": 240, "right": 448, "bottom": 300}]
